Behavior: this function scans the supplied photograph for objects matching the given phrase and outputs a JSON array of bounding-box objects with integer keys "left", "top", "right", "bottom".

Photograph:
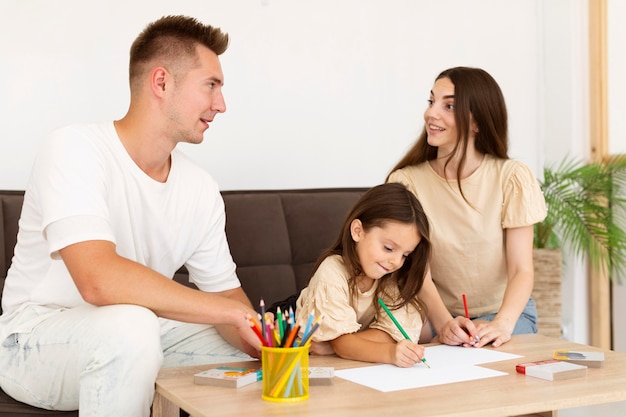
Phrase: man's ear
[
  {"left": 151, "top": 67, "right": 168, "bottom": 96},
  {"left": 350, "top": 219, "right": 363, "bottom": 242}
]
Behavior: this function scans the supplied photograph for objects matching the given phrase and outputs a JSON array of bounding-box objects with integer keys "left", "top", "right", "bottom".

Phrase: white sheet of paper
[
  {"left": 334, "top": 345, "right": 522, "bottom": 392},
  {"left": 420, "top": 345, "right": 522, "bottom": 368}
]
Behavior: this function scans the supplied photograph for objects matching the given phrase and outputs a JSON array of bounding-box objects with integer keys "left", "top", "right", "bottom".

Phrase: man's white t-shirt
[{"left": 0, "top": 122, "right": 240, "bottom": 341}]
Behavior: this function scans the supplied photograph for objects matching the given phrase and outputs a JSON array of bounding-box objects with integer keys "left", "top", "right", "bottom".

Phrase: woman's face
[{"left": 423, "top": 77, "right": 458, "bottom": 152}]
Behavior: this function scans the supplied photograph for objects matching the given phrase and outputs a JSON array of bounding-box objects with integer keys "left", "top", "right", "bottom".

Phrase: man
[{"left": 0, "top": 15, "right": 260, "bottom": 416}]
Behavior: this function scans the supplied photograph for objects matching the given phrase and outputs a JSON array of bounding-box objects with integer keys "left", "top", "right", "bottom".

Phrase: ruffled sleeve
[
  {"left": 501, "top": 160, "right": 547, "bottom": 228},
  {"left": 295, "top": 256, "right": 362, "bottom": 341}
]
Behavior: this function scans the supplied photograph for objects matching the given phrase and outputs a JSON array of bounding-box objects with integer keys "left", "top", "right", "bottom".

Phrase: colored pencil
[
  {"left": 462, "top": 293, "right": 470, "bottom": 319},
  {"left": 280, "top": 318, "right": 292, "bottom": 347},
  {"left": 269, "top": 348, "right": 303, "bottom": 397},
  {"left": 288, "top": 306, "right": 295, "bottom": 331},
  {"left": 247, "top": 314, "right": 269, "bottom": 347},
  {"left": 265, "top": 318, "right": 273, "bottom": 347},
  {"left": 301, "top": 312, "right": 314, "bottom": 342},
  {"left": 284, "top": 324, "right": 300, "bottom": 348},
  {"left": 299, "top": 315, "right": 323, "bottom": 346},
  {"left": 378, "top": 298, "right": 430, "bottom": 368},
  {"left": 461, "top": 293, "right": 480, "bottom": 343},
  {"left": 276, "top": 307, "right": 284, "bottom": 340},
  {"left": 260, "top": 298, "right": 267, "bottom": 342}
]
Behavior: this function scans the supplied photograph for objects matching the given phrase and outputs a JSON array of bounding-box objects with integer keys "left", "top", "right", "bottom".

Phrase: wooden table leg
[{"left": 151, "top": 391, "right": 180, "bottom": 417}]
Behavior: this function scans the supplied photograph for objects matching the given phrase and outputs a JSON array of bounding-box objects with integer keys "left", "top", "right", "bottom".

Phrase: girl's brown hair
[{"left": 311, "top": 182, "right": 431, "bottom": 318}]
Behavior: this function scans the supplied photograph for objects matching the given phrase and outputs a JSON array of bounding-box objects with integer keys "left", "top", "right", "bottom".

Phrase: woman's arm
[
  {"left": 419, "top": 272, "right": 478, "bottom": 346},
  {"left": 474, "top": 225, "right": 535, "bottom": 347}
]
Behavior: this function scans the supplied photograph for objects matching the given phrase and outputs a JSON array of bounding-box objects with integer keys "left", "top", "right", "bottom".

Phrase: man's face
[{"left": 165, "top": 44, "right": 226, "bottom": 145}]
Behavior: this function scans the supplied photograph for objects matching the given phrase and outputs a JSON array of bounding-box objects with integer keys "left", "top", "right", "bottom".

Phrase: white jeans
[{"left": 0, "top": 304, "right": 253, "bottom": 416}]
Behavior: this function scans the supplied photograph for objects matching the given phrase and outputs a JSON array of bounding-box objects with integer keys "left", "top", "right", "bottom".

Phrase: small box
[
  {"left": 308, "top": 367, "right": 335, "bottom": 385},
  {"left": 516, "top": 359, "right": 587, "bottom": 381},
  {"left": 553, "top": 350, "right": 605, "bottom": 368},
  {"left": 194, "top": 366, "right": 262, "bottom": 388}
]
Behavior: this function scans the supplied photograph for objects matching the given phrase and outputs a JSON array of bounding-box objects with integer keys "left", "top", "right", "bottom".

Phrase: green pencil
[{"left": 378, "top": 298, "right": 431, "bottom": 368}]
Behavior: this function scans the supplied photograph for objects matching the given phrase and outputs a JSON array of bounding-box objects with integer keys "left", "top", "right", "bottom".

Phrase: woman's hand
[
  {"left": 473, "top": 319, "right": 514, "bottom": 348},
  {"left": 437, "top": 317, "right": 480, "bottom": 347}
]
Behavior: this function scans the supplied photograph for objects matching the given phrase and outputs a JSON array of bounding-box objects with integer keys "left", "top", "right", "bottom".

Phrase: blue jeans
[{"left": 473, "top": 297, "right": 538, "bottom": 335}]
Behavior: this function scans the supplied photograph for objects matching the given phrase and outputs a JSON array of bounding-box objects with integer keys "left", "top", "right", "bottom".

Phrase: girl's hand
[
  {"left": 392, "top": 339, "right": 425, "bottom": 368},
  {"left": 437, "top": 317, "right": 480, "bottom": 347}
]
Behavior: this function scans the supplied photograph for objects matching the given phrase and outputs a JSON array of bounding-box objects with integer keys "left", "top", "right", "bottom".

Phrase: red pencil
[
  {"left": 247, "top": 314, "right": 268, "bottom": 347},
  {"left": 461, "top": 294, "right": 480, "bottom": 343},
  {"left": 462, "top": 293, "right": 470, "bottom": 319}
]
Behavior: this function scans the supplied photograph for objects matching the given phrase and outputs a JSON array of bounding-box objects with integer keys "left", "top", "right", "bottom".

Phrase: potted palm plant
[
  {"left": 532, "top": 155, "right": 626, "bottom": 337},
  {"left": 534, "top": 155, "right": 626, "bottom": 277}
]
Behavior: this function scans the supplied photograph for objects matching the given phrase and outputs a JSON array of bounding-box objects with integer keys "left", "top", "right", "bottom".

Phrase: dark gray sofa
[{"left": 0, "top": 188, "right": 367, "bottom": 416}]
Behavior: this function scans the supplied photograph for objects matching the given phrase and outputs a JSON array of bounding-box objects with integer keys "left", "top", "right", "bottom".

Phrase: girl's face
[
  {"left": 351, "top": 220, "right": 420, "bottom": 280},
  {"left": 423, "top": 77, "right": 459, "bottom": 152}
]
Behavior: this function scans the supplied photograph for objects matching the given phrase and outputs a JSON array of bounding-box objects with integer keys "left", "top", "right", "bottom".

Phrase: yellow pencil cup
[{"left": 261, "top": 345, "right": 309, "bottom": 402}]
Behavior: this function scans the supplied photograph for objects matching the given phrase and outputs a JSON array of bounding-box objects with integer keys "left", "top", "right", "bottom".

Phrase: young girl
[{"left": 294, "top": 182, "right": 431, "bottom": 368}]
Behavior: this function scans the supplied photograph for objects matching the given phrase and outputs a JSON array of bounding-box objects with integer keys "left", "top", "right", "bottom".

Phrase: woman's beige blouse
[{"left": 388, "top": 154, "right": 547, "bottom": 317}]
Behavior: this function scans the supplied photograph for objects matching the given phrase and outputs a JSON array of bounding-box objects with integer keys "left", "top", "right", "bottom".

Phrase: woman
[{"left": 387, "top": 67, "right": 547, "bottom": 347}]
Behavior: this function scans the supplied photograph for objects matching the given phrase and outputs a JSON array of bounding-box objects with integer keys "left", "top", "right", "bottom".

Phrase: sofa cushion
[
  {"left": 221, "top": 189, "right": 366, "bottom": 306},
  {"left": 0, "top": 388, "right": 76, "bottom": 416}
]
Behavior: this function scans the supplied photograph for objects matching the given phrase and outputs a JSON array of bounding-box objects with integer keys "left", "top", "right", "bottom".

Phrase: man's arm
[{"left": 59, "top": 239, "right": 262, "bottom": 356}]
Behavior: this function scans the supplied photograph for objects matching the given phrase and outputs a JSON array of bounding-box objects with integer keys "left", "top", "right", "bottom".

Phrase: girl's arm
[
  {"left": 474, "top": 225, "right": 535, "bottom": 347},
  {"left": 329, "top": 328, "right": 425, "bottom": 368}
]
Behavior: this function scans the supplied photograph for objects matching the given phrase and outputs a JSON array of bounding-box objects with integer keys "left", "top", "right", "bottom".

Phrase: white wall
[
  {"left": 1, "top": 0, "right": 595, "bottom": 343},
  {"left": 539, "top": 0, "right": 591, "bottom": 346},
  {"left": 1, "top": 0, "right": 546, "bottom": 191}
]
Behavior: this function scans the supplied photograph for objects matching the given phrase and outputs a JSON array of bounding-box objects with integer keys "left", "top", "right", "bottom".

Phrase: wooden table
[{"left": 152, "top": 334, "right": 626, "bottom": 417}]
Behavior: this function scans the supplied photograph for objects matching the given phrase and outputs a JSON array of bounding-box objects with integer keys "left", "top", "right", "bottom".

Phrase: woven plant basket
[{"left": 532, "top": 248, "right": 563, "bottom": 338}]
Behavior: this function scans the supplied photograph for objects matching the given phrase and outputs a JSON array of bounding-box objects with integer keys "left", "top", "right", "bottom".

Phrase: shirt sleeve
[
  {"left": 34, "top": 125, "right": 113, "bottom": 257},
  {"left": 183, "top": 187, "right": 240, "bottom": 292},
  {"left": 45, "top": 215, "right": 115, "bottom": 260},
  {"left": 295, "top": 257, "right": 362, "bottom": 341},
  {"left": 501, "top": 161, "right": 547, "bottom": 228},
  {"left": 387, "top": 169, "right": 415, "bottom": 194}
]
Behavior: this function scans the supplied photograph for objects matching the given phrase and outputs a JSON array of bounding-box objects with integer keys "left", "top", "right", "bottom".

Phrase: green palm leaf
[{"left": 534, "top": 156, "right": 626, "bottom": 281}]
